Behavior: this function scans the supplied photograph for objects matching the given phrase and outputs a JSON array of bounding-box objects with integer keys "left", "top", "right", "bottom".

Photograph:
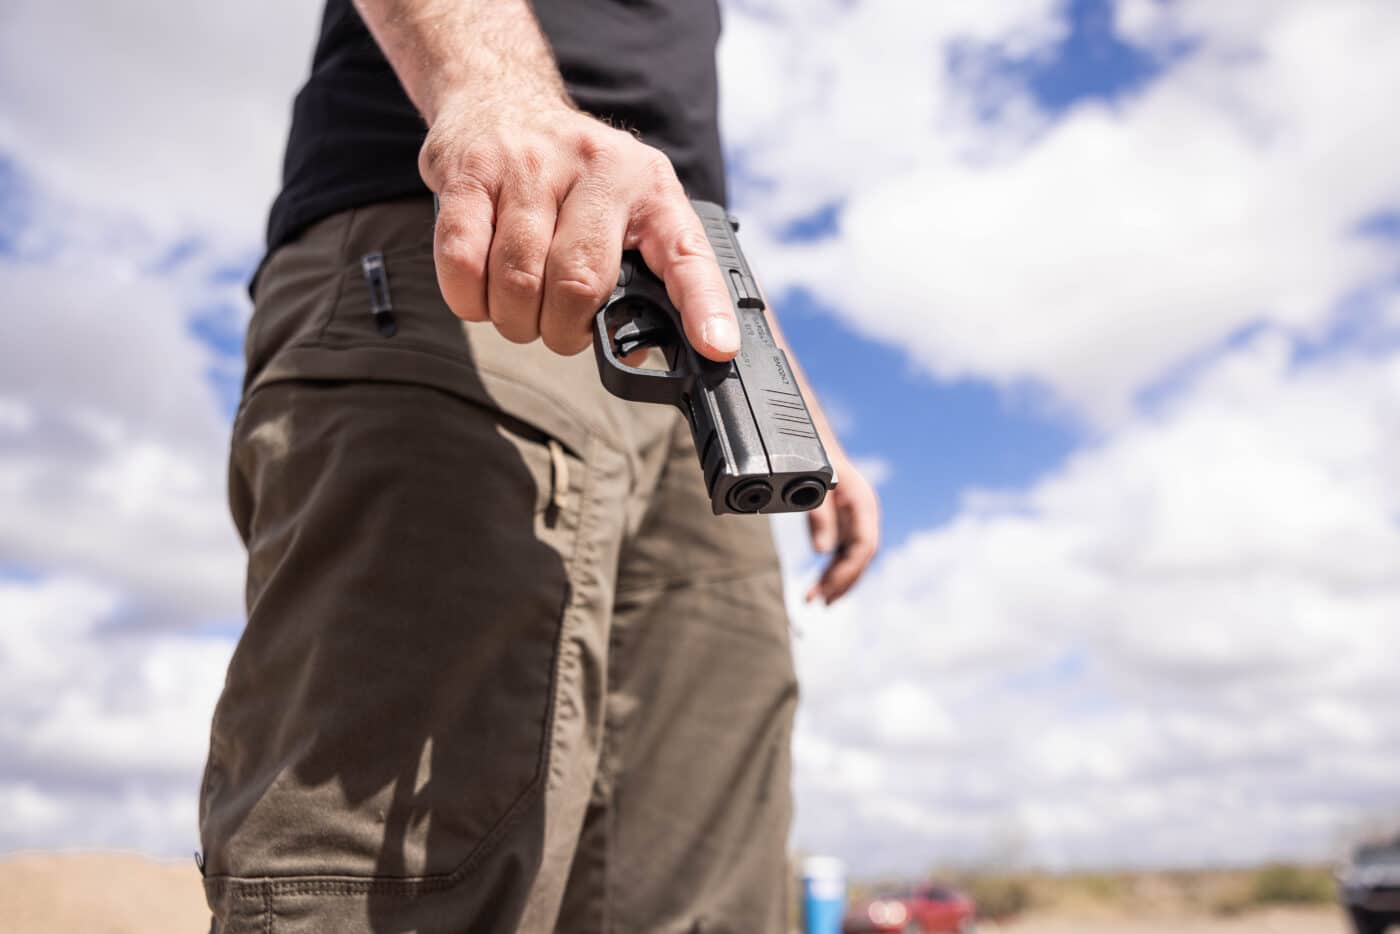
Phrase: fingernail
[{"left": 703, "top": 316, "right": 739, "bottom": 354}]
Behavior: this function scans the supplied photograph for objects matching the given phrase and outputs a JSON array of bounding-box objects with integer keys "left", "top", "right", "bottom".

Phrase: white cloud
[
  {"left": 0, "top": 399, "right": 34, "bottom": 433},
  {"left": 0, "top": 0, "right": 323, "bottom": 240},
  {"left": 0, "top": 197, "right": 239, "bottom": 845},
  {"left": 736, "top": 3, "right": 1400, "bottom": 869},
  {"left": 0, "top": 198, "right": 246, "bottom": 624},
  {"left": 782, "top": 332, "right": 1400, "bottom": 871},
  {"left": 721, "top": 0, "right": 1400, "bottom": 421},
  {"left": 0, "top": 575, "right": 232, "bottom": 853}
]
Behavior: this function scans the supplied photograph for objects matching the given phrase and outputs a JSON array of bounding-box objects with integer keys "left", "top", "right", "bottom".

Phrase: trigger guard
[
  {"left": 591, "top": 249, "right": 731, "bottom": 408},
  {"left": 592, "top": 304, "right": 693, "bottom": 407}
]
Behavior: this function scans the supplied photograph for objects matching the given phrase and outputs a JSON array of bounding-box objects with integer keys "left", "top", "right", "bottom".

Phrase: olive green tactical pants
[{"left": 198, "top": 199, "right": 797, "bottom": 933}]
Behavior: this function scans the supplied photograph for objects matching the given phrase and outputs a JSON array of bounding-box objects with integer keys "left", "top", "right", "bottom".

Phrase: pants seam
[
  {"left": 244, "top": 342, "right": 623, "bottom": 459},
  {"left": 313, "top": 206, "right": 357, "bottom": 345}
]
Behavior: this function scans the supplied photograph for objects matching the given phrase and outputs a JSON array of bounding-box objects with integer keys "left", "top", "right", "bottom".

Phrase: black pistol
[{"left": 593, "top": 200, "right": 836, "bottom": 515}]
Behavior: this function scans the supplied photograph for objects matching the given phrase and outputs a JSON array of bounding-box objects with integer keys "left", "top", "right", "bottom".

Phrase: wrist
[{"left": 425, "top": 82, "right": 572, "bottom": 129}]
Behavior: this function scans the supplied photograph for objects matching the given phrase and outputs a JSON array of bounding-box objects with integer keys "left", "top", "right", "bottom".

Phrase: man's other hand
[
  {"left": 805, "top": 455, "right": 881, "bottom": 605},
  {"left": 421, "top": 100, "right": 739, "bottom": 361}
]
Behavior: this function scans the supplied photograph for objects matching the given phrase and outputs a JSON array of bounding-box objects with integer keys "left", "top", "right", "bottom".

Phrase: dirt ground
[
  {"left": 985, "top": 908, "right": 1347, "bottom": 933},
  {"left": 1, "top": 851, "right": 208, "bottom": 934},
  {"left": 0, "top": 852, "right": 1352, "bottom": 934}
]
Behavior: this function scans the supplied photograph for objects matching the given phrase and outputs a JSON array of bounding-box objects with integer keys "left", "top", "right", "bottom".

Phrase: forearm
[{"left": 351, "top": 0, "right": 568, "bottom": 124}]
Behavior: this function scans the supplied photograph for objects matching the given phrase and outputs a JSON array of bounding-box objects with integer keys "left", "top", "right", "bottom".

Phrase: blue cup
[{"left": 802, "top": 856, "right": 846, "bottom": 934}]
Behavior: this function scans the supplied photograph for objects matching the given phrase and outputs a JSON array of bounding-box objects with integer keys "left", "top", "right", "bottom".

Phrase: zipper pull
[
  {"left": 361, "top": 252, "right": 397, "bottom": 337},
  {"left": 547, "top": 439, "right": 570, "bottom": 514}
]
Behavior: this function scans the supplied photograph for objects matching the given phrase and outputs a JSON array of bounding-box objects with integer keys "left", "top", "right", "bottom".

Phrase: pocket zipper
[
  {"left": 361, "top": 252, "right": 398, "bottom": 337},
  {"left": 547, "top": 439, "right": 570, "bottom": 512}
]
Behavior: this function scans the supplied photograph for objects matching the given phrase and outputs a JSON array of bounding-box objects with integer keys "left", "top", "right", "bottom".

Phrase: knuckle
[
  {"left": 457, "top": 148, "right": 500, "bottom": 188},
  {"left": 574, "top": 127, "right": 621, "bottom": 167},
  {"left": 671, "top": 226, "right": 713, "bottom": 262},
  {"left": 421, "top": 136, "right": 500, "bottom": 192},
  {"left": 495, "top": 263, "right": 545, "bottom": 296},
  {"left": 418, "top": 133, "right": 452, "bottom": 182},
  {"left": 553, "top": 268, "right": 610, "bottom": 306},
  {"left": 641, "top": 149, "right": 681, "bottom": 196},
  {"left": 506, "top": 141, "right": 550, "bottom": 181},
  {"left": 644, "top": 148, "right": 675, "bottom": 179},
  {"left": 436, "top": 235, "right": 487, "bottom": 282}
]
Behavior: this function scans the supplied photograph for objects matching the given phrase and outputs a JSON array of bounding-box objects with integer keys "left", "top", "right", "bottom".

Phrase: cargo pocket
[{"left": 200, "top": 372, "right": 592, "bottom": 904}]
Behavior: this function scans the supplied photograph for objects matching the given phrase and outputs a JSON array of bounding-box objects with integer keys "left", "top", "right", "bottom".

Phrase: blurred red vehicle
[{"left": 843, "top": 882, "right": 977, "bottom": 933}]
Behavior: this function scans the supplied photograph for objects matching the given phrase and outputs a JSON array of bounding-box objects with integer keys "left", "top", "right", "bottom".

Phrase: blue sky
[
  {"left": 975, "top": 0, "right": 1181, "bottom": 112},
  {"left": 779, "top": 291, "right": 1078, "bottom": 540},
  {"left": 3, "top": 0, "right": 1400, "bottom": 874},
  {"left": 758, "top": 0, "right": 1180, "bottom": 543}
]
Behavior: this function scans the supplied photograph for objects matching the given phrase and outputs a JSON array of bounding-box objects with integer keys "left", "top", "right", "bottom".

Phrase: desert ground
[
  {"left": 0, "top": 852, "right": 1351, "bottom": 934},
  {"left": 990, "top": 910, "right": 1345, "bottom": 933}
]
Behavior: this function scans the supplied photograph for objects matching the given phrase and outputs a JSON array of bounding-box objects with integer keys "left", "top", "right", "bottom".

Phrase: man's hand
[
  {"left": 422, "top": 103, "right": 739, "bottom": 361},
  {"left": 352, "top": 0, "right": 739, "bottom": 362},
  {"left": 804, "top": 456, "right": 880, "bottom": 605}
]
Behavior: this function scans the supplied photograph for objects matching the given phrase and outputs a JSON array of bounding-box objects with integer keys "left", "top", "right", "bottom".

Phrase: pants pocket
[{"left": 202, "top": 377, "right": 587, "bottom": 893}]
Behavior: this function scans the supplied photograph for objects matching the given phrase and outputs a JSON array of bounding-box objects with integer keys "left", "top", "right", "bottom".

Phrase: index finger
[{"left": 632, "top": 199, "right": 739, "bottom": 362}]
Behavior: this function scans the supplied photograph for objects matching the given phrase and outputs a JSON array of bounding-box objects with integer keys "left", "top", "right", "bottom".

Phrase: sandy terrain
[
  {"left": 1, "top": 851, "right": 209, "bottom": 934},
  {"left": 988, "top": 908, "right": 1347, "bottom": 933},
  {"left": 0, "top": 852, "right": 1352, "bottom": 934}
]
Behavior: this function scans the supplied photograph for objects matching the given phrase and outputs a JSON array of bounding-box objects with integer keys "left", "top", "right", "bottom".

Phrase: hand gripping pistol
[{"left": 593, "top": 201, "right": 836, "bottom": 515}]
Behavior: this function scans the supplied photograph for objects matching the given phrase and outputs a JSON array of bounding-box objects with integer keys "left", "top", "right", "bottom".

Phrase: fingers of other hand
[
  {"left": 631, "top": 160, "right": 738, "bottom": 362},
  {"left": 808, "top": 500, "right": 839, "bottom": 555},
  {"left": 806, "top": 484, "right": 880, "bottom": 606}
]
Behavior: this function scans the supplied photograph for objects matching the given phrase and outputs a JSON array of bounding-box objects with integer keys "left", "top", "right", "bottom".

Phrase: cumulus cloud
[
  {"left": 0, "top": 184, "right": 243, "bottom": 853},
  {"left": 729, "top": 1, "right": 1400, "bottom": 869},
  {"left": 0, "top": 192, "right": 246, "bottom": 625},
  {"left": 0, "top": 575, "right": 229, "bottom": 853},
  {"left": 0, "top": 0, "right": 323, "bottom": 239},
  {"left": 781, "top": 332, "right": 1400, "bottom": 871},
  {"left": 721, "top": 0, "right": 1400, "bottom": 421},
  {"left": 0, "top": 0, "right": 290, "bottom": 855}
]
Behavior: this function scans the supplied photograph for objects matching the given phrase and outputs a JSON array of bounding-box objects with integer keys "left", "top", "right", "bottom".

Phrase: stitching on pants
[
  {"left": 244, "top": 344, "right": 621, "bottom": 460},
  {"left": 313, "top": 207, "right": 358, "bottom": 345}
]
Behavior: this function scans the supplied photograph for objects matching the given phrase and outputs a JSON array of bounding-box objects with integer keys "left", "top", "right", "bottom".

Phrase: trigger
[{"left": 613, "top": 308, "right": 675, "bottom": 357}]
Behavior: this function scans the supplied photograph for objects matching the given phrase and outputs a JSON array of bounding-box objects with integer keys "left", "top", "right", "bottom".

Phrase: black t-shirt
[{"left": 265, "top": 0, "right": 726, "bottom": 254}]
